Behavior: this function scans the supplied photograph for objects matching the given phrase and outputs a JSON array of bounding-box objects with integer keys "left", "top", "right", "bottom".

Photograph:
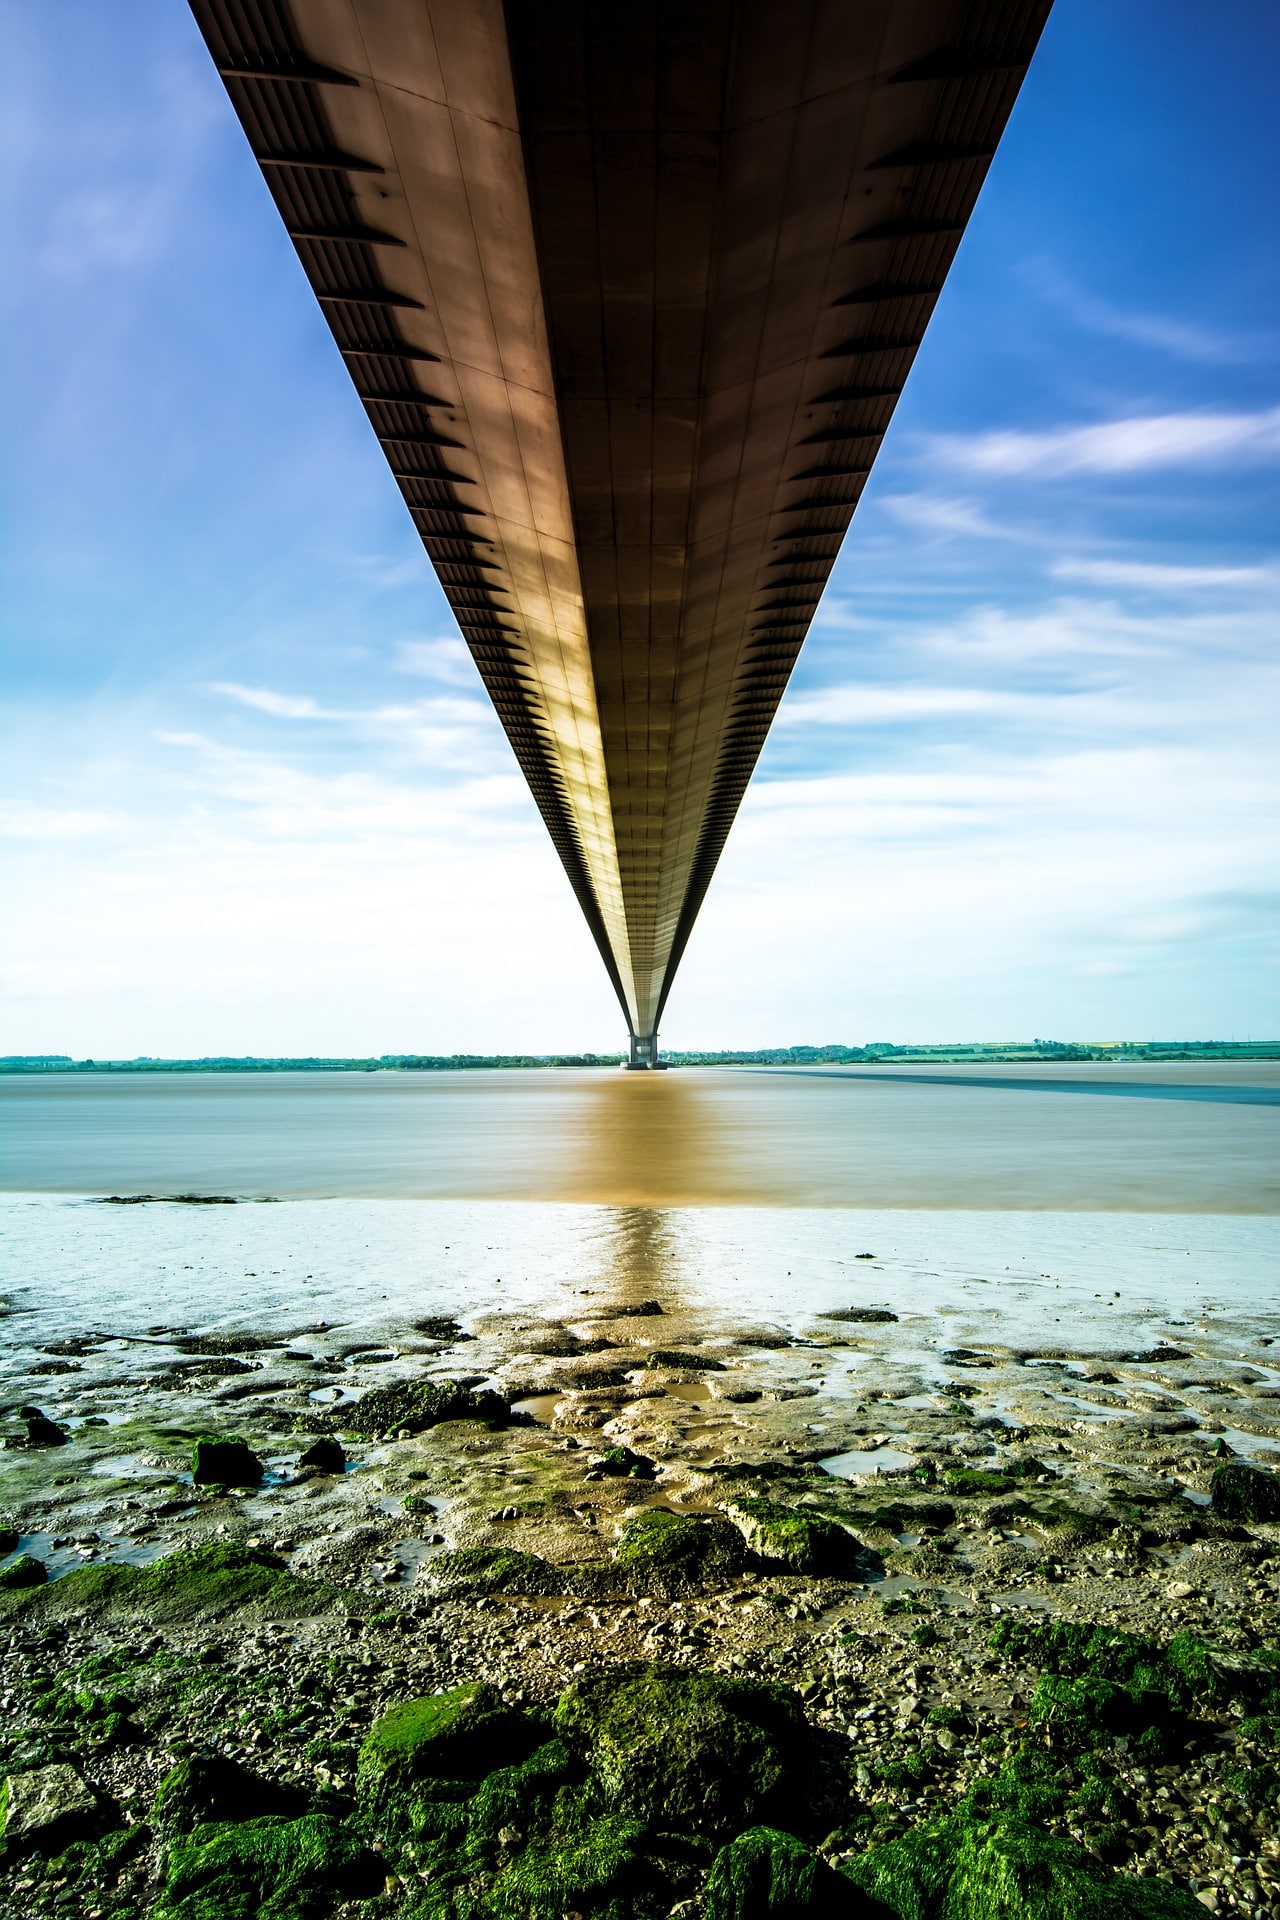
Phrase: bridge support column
[{"left": 627, "top": 1032, "right": 663, "bottom": 1070}]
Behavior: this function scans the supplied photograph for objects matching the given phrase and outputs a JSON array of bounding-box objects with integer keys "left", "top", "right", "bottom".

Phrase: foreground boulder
[
  {"left": 0, "top": 1553, "right": 47, "bottom": 1591},
  {"left": 1210, "top": 1460, "right": 1280, "bottom": 1521},
  {"left": 721, "top": 1497, "right": 865, "bottom": 1577},
  {"left": 612, "top": 1509, "right": 745, "bottom": 1594},
  {"left": 704, "top": 1826, "right": 858, "bottom": 1919},
  {"left": 359, "top": 1681, "right": 538, "bottom": 1808},
  {"left": 844, "top": 1810, "right": 1203, "bottom": 1920},
  {"left": 553, "top": 1663, "right": 808, "bottom": 1837},
  {"left": 0, "top": 1763, "right": 111, "bottom": 1857},
  {"left": 151, "top": 1752, "right": 293, "bottom": 1841},
  {"left": 191, "top": 1435, "right": 263, "bottom": 1486},
  {"left": 156, "top": 1812, "right": 382, "bottom": 1918}
]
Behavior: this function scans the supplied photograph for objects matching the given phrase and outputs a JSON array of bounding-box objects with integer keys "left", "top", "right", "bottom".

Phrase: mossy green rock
[
  {"left": 842, "top": 1811, "right": 1202, "bottom": 1920},
  {"left": 612, "top": 1509, "right": 745, "bottom": 1594},
  {"left": 1210, "top": 1461, "right": 1280, "bottom": 1521},
  {"left": 191, "top": 1435, "right": 263, "bottom": 1486},
  {"left": 0, "top": 1541, "right": 348, "bottom": 1627},
  {"left": 704, "top": 1827, "right": 861, "bottom": 1919},
  {"left": 722, "top": 1497, "right": 864, "bottom": 1576},
  {"left": 343, "top": 1377, "right": 511, "bottom": 1437},
  {"left": 157, "top": 1812, "right": 382, "bottom": 1919},
  {"left": 359, "top": 1681, "right": 538, "bottom": 1797},
  {"left": 152, "top": 1753, "right": 287, "bottom": 1841},
  {"left": 553, "top": 1662, "right": 807, "bottom": 1836},
  {"left": 0, "top": 1552, "right": 47, "bottom": 1590},
  {"left": 426, "top": 1547, "right": 567, "bottom": 1597}
]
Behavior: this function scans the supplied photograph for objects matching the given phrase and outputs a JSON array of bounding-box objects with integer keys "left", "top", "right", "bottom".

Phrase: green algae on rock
[
  {"left": 0, "top": 1550, "right": 48, "bottom": 1589},
  {"left": 156, "top": 1812, "right": 383, "bottom": 1919},
  {"left": 720, "top": 1497, "right": 865, "bottom": 1577},
  {"left": 359, "top": 1682, "right": 540, "bottom": 1802},
  {"left": 1210, "top": 1460, "right": 1280, "bottom": 1521},
  {"left": 190, "top": 1435, "right": 263, "bottom": 1487},
  {"left": 553, "top": 1663, "right": 808, "bottom": 1837},
  {"left": 152, "top": 1753, "right": 293, "bottom": 1842},
  {"left": 0, "top": 1541, "right": 352, "bottom": 1627},
  {"left": 342, "top": 1378, "right": 513, "bottom": 1437},
  {"left": 842, "top": 1810, "right": 1203, "bottom": 1920},
  {"left": 612, "top": 1508, "right": 746, "bottom": 1594},
  {"left": 704, "top": 1826, "right": 859, "bottom": 1919},
  {"left": 424, "top": 1547, "right": 573, "bottom": 1598}
]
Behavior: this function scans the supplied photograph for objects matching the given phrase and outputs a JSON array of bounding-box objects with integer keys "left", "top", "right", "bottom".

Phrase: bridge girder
[{"left": 189, "top": 0, "right": 1051, "bottom": 1050}]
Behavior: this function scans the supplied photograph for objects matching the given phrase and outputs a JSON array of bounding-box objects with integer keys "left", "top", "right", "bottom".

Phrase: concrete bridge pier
[{"left": 627, "top": 1033, "right": 665, "bottom": 1071}]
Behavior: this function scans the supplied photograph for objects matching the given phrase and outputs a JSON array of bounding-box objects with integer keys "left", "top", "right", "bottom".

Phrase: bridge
[{"left": 189, "top": 0, "right": 1051, "bottom": 1064}]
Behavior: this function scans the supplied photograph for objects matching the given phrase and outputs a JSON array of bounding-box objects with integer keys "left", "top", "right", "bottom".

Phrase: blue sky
[{"left": 2, "top": 0, "right": 1278, "bottom": 1055}]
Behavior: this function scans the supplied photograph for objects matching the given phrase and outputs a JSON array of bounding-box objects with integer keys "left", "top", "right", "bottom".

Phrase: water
[
  {"left": 2, "top": 1062, "right": 1277, "bottom": 1209},
  {"left": 1, "top": 1064, "right": 1275, "bottom": 1368}
]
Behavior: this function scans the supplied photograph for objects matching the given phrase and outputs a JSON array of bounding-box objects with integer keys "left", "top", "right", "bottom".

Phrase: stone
[
  {"left": 296, "top": 1436, "right": 346, "bottom": 1473},
  {"left": 704, "top": 1826, "right": 858, "bottom": 1919},
  {"left": 1209, "top": 1461, "right": 1280, "bottom": 1521},
  {"left": 554, "top": 1662, "right": 810, "bottom": 1838},
  {"left": 191, "top": 1435, "right": 264, "bottom": 1486},
  {"left": 18, "top": 1407, "right": 68, "bottom": 1449},
  {"left": 0, "top": 1764, "right": 109, "bottom": 1857},
  {"left": 613, "top": 1509, "right": 746, "bottom": 1594},
  {"left": 721, "top": 1497, "right": 865, "bottom": 1577},
  {"left": 0, "top": 1553, "right": 47, "bottom": 1590}
]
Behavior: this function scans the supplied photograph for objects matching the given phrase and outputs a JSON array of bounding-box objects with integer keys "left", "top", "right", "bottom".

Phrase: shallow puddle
[{"left": 820, "top": 1446, "right": 916, "bottom": 1479}]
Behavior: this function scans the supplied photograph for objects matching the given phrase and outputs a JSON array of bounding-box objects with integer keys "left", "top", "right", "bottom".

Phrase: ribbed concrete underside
[{"left": 189, "top": 0, "right": 1051, "bottom": 1043}]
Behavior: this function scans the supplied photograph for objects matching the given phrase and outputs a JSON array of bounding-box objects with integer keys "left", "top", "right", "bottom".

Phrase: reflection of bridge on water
[{"left": 190, "top": 0, "right": 1051, "bottom": 1061}]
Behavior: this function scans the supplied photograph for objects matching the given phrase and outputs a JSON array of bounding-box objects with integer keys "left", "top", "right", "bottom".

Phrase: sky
[{"left": 2, "top": 1, "right": 1278, "bottom": 1057}]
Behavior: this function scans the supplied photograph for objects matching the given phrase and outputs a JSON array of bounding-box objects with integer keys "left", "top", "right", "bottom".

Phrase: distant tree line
[{"left": 2, "top": 1039, "right": 1276, "bottom": 1074}]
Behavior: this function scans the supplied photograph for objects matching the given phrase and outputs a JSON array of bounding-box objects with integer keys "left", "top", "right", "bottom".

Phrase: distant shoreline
[{"left": 3, "top": 1041, "right": 1279, "bottom": 1075}]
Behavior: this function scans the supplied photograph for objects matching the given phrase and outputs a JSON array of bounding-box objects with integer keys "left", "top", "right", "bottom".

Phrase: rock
[
  {"left": 0, "top": 1763, "right": 110, "bottom": 1857},
  {"left": 818, "top": 1308, "right": 899, "bottom": 1324},
  {"left": 644, "top": 1348, "right": 726, "bottom": 1371},
  {"left": 342, "top": 1378, "right": 511, "bottom": 1438},
  {"left": 844, "top": 1809, "right": 1203, "bottom": 1920},
  {"left": 296, "top": 1436, "right": 346, "bottom": 1473},
  {"left": 151, "top": 1752, "right": 290, "bottom": 1840},
  {"left": 1209, "top": 1461, "right": 1280, "bottom": 1521},
  {"left": 721, "top": 1497, "right": 864, "bottom": 1577},
  {"left": 0, "top": 1525, "right": 17, "bottom": 1557},
  {"left": 191, "top": 1435, "right": 264, "bottom": 1486},
  {"left": 410, "top": 1316, "right": 472, "bottom": 1341},
  {"left": 553, "top": 1662, "right": 809, "bottom": 1837},
  {"left": 704, "top": 1826, "right": 855, "bottom": 1919},
  {"left": 18, "top": 1407, "right": 68, "bottom": 1449},
  {"left": 160, "top": 1813, "right": 382, "bottom": 1913},
  {"left": 424, "top": 1547, "right": 578, "bottom": 1598},
  {"left": 587, "top": 1445, "right": 656, "bottom": 1479},
  {"left": 358, "top": 1682, "right": 537, "bottom": 1806},
  {"left": 613, "top": 1509, "right": 746, "bottom": 1594},
  {"left": 611, "top": 1299, "right": 664, "bottom": 1316},
  {"left": 0, "top": 1554, "right": 47, "bottom": 1591}
]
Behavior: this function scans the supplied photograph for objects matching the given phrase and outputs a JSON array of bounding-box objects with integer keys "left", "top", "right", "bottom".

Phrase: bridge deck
[{"left": 189, "top": 0, "right": 1051, "bottom": 1050}]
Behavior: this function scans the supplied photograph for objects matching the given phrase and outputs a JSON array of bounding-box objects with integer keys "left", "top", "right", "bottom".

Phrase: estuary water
[{"left": 1, "top": 1065, "right": 1276, "bottom": 1364}]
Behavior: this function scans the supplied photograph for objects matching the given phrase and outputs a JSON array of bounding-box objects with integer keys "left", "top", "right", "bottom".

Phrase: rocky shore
[{"left": 2, "top": 1280, "right": 1278, "bottom": 1918}]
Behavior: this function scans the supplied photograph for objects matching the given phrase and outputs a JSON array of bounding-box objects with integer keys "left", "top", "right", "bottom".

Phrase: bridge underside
[{"left": 190, "top": 0, "right": 1050, "bottom": 1052}]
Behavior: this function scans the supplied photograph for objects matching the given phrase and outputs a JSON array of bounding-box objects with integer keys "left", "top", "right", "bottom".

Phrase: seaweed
[
  {"left": 611, "top": 1510, "right": 745, "bottom": 1594},
  {"left": 703, "top": 1826, "right": 857, "bottom": 1919},
  {"left": 721, "top": 1497, "right": 864, "bottom": 1577},
  {"left": 156, "top": 1812, "right": 383, "bottom": 1919}
]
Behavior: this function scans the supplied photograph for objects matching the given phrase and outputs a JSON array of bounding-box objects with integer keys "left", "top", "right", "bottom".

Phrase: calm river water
[{"left": 1, "top": 1065, "right": 1276, "bottom": 1355}]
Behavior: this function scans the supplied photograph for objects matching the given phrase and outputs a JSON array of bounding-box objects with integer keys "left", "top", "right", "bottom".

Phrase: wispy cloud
[
  {"left": 877, "top": 494, "right": 1024, "bottom": 541},
  {"left": 1050, "top": 558, "right": 1275, "bottom": 591},
  {"left": 1024, "top": 260, "right": 1278, "bottom": 366},
  {"left": 928, "top": 406, "right": 1280, "bottom": 478}
]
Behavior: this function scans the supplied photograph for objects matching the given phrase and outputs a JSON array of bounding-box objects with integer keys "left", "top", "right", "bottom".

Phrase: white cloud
[
  {"left": 209, "top": 683, "right": 327, "bottom": 720},
  {"left": 1050, "top": 558, "right": 1274, "bottom": 591},
  {"left": 777, "top": 685, "right": 1026, "bottom": 727},
  {"left": 877, "top": 494, "right": 1022, "bottom": 540},
  {"left": 928, "top": 406, "right": 1280, "bottom": 478},
  {"left": 394, "top": 637, "right": 476, "bottom": 682},
  {"left": 1024, "top": 261, "right": 1277, "bottom": 367}
]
